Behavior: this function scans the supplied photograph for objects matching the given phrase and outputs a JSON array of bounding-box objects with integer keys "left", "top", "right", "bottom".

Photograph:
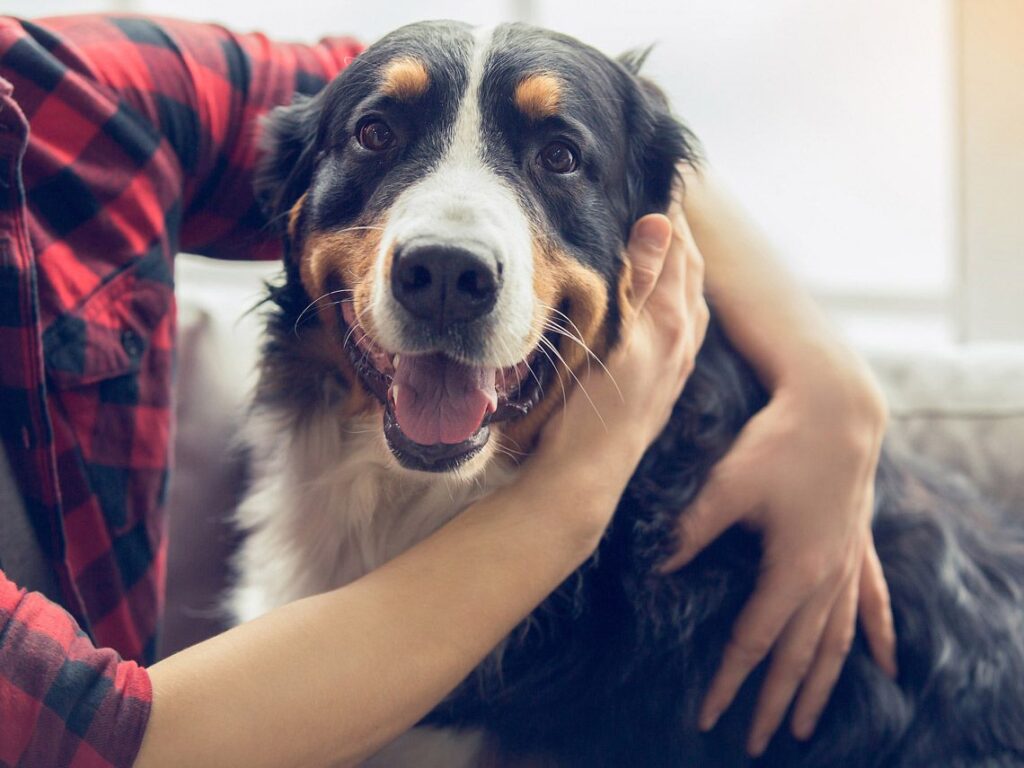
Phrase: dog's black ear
[
  {"left": 619, "top": 49, "right": 700, "bottom": 221},
  {"left": 254, "top": 92, "right": 325, "bottom": 235},
  {"left": 618, "top": 45, "right": 655, "bottom": 77}
]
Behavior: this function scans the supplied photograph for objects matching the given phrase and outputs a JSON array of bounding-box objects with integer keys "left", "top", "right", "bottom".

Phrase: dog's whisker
[
  {"left": 503, "top": 333, "right": 544, "bottom": 401},
  {"left": 495, "top": 336, "right": 530, "bottom": 396},
  {"left": 492, "top": 432, "right": 527, "bottom": 459},
  {"left": 534, "top": 339, "right": 569, "bottom": 412},
  {"left": 341, "top": 315, "right": 364, "bottom": 350},
  {"left": 336, "top": 225, "right": 386, "bottom": 233},
  {"left": 539, "top": 301, "right": 590, "bottom": 347},
  {"left": 293, "top": 289, "right": 357, "bottom": 335},
  {"left": 538, "top": 334, "right": 607, "bottom": 431},
  {"left": 502, "top": 336, "right": 529, "bottom": 393},
  {"left": 538, "top": 317, "right": 623, "bottom": 403},
  {"left": 540, "top": 303, "right": 610, "bottom": 382},
  {"left": 342, "top": 426, "right": 379, "bottom": 436}
]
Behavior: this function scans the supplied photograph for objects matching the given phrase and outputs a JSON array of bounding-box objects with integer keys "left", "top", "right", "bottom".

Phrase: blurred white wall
[
  {"left": 960, "top": 0, "right": 1024, "bottom": 343},
  {"left": 5, "top": 1, "right": 977, "bottom": 345},
  {"left": 10, "top": 0, "right": 517, "bottom": 42},
  {"left": 542, "top": 1, "right": 956, "bottom": 301}
]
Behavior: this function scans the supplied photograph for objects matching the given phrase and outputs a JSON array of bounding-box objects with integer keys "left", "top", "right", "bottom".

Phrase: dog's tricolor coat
[{"left": 231, "top": 21, "right": 1024, "bottom": 767}]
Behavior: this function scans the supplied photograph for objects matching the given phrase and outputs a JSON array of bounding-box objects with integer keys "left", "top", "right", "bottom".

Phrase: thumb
[
  {"left": 658, "top": 461, "right": 756, "bottom": 573},
  {"left": 625, "top": 214, "right": 672, "bottom": 312}
]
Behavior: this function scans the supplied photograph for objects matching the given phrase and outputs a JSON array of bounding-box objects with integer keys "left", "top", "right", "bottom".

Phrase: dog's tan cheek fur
[
  {"left": 499, "top": 241, "right": 615, "bottom": 451},
  {"left": 299, "top": 216, "right": 389, "bottom": 417}
]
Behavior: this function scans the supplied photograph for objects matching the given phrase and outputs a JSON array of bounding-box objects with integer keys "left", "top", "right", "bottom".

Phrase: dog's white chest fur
[
  {"left": 229, "top": 404, "right": 517, "bottom": 624},
  {"left": 229, "top": 404, "right": 514, "bottom": 766}
]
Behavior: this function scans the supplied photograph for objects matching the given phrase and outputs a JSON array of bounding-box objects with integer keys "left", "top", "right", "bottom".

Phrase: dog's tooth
[{"left": 393, "top": 353, "right": 401, "bottom": 368}]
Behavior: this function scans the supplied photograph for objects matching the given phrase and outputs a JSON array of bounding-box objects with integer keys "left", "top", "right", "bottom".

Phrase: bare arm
[
  {"left": 681, "top": 167, "right": 886, "bottom": 402},
  {"left": 661, "top": 168, "right": 894, "bottom": 754},
  {"left": 138, "top": 473, "right": 615, "bottom": 768},
  {"left": 135, "top": 213, "right": 707, "bottom": 768}
]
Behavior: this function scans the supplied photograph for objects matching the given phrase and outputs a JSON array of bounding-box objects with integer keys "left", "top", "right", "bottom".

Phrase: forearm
[
  {"left": 681, "top": 167, "right": 885, "bottom": 420},
  {"left": 136, "top": 470, "right": 611, "bottom": 768}
]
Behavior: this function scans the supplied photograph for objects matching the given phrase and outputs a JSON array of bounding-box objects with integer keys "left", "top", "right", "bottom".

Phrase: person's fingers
[
  {"left": 789, "top": 565, "right": 860, "bottom": 741},
  {"left": 647, "top": 202, "right": 699, "bottom": 313},
  {"left": 625, "top": 214, "right": 672, "bottom": 311},
  {"left": 658, "top": 456, "right": 760, "bottom": 573},
  {"left": 856, "top": 528, "right": 898, "bottom": 679},
  {"left": 697, "top": 564, "right": 817, "bottom": 732},
  {"left": 745, "top": 575, "right": 843, "bottom": 756}
]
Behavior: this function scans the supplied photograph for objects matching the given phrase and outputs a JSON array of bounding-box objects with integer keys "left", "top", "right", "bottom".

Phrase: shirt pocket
[
  {"left": 44, "top": 255, "right": 173, "bottom": 388},
  {"left": 43, "top": 253, "right": 175, "bottom": 537}
]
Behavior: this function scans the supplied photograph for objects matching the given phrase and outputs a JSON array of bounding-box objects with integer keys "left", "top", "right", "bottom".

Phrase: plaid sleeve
[
  {"left": 34, "top": 15, "right": 363, "bottom": 260},
  {"left": 0, "top": 569, "right": 152, "bottom": 768}
]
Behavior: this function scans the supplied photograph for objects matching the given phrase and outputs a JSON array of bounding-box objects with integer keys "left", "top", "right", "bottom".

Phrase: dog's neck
[{"left": 237, "top": 403, "right": 521, "bottom": 602}]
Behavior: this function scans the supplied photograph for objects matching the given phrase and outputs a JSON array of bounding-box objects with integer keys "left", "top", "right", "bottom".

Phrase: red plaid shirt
[{"left": 0, "top": 14, "right": 360, "bottom": 766}]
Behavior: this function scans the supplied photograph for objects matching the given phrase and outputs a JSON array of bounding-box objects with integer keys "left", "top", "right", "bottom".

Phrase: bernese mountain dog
[{"left": 229, "top": 20, "right": 1024, "bottom": 767}]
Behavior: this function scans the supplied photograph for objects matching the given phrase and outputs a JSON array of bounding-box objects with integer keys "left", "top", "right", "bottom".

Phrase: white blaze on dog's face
[
  {"left": 374, "top": 27, "right": 536, "bottom": 368},
  {"left": 256, "top": 21, "right": 694, "bottom": 475},
  {"left": 370, "top": 28, "right": 536, "bottom": 458}
]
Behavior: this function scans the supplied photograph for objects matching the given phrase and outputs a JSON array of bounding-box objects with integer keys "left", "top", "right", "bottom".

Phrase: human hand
[
  {"left": 530, "top": 202, "right": 710, "bottom": 539},
  {"left": 659, "top": 378, "right": 895, "bottom": 755}
]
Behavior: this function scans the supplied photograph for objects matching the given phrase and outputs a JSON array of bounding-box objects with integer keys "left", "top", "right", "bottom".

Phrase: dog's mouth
[{"left": 339, "top": 301, "right": 551, "bottom": 472}]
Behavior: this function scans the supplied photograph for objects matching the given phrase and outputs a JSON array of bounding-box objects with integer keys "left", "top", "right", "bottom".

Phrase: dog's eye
[
  {"left": 539, "top": 141, "right": 578, "bottom": 174},
  {"left": 358, "top": 120, "right": 395, "bottom": 151}
]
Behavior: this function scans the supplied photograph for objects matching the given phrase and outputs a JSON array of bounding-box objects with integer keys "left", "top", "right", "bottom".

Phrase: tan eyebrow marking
[
  {"left": 380, "top": 57, "right": 430, "bottom": 101},
  {"left": 514, "top": 73, "right": 562, "bottom": 120}
]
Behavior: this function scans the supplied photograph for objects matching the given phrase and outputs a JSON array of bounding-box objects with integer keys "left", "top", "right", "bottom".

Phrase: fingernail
[
  {"left": 656, "top": 555, "right": 683, "bottom": 574},
  {"left": 887, "top": 653, "right": 899, "bottom": 680},
  {"left": 634, "top": 217, "right": 671, "bottom": 251},
  {"left": 698, "top": 707, "right": 719, "bottom": 732},
  {"left": 747, "top": 733, "right": 768, "bottom": 757},
  {"left": 792, "top": 717, "right": 814, "bottom": 741}
]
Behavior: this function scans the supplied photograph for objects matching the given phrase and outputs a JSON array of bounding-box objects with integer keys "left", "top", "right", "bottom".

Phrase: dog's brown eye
[
  {"left": 539, "top": 141, "right": 578, "bottom": 174},
  {"left": 358, "top": 120, "right": 394, "bottom": 151}
]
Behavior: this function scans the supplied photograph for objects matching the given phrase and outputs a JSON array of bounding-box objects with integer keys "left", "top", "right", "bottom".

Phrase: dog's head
[{"left": 258, "top": 21, "right": 696, "bottom": 474}]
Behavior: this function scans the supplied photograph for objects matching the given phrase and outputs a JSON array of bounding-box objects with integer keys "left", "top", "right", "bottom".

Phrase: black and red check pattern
[
  {"left": 0, "top": 14, "right": 361, "bottom": 765},
  {"left": 0, "top": 572, "right": 151, "bottom": 767}
]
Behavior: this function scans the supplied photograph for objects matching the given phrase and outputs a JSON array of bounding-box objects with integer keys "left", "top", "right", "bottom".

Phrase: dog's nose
[{"left": 391, "top": 244, "right": 501, "bottom": 328}]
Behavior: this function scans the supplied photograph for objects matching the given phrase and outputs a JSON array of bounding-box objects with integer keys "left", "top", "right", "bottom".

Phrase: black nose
[{"left": 391, "top": 244, "right": 501, "bottom": 329}]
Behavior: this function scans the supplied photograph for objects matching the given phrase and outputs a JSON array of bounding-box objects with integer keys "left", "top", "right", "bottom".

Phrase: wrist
[
  {"left": 514, "top": 441, "right": 637, "bottom": 555},
  {"left": 772, "top": 343, "right": 889, "bottom": 451}
]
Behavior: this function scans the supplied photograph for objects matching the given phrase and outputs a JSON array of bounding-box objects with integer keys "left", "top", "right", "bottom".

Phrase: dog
[{"left": 229, "top": 20, "right": 1024, "bottom": 767}]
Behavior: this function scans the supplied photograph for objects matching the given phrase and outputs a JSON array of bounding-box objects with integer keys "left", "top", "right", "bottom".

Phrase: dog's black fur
[
  {"left": 427, "top": 328, "right": 1024, "bottom": 766},
  {"left": 255, "top": 21, "right": 1024, "bottom": 767}
]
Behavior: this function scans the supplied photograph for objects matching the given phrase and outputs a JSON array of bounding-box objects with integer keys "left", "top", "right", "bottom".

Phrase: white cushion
[{"left": 868, "top": 345, "right": 1024, "bottom": 515}]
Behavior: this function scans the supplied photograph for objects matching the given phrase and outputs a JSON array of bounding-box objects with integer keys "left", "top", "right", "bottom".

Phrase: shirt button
[{"left": 121, "top": 328, "right": 145, "bottom": 358}]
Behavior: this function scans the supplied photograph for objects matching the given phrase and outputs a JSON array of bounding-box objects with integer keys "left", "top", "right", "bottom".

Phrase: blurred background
[{"left": 7, "top": 0, "right": 1023, "bottom": 348}]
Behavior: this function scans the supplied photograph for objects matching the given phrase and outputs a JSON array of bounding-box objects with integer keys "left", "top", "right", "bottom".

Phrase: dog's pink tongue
[{"left": 393, "top": 354, "right": 497, "bottom": 445}]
